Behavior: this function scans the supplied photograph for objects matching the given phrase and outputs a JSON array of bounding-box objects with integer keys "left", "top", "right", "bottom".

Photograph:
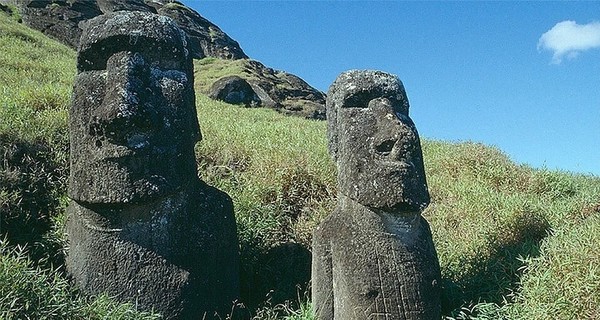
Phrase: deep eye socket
[
  {"left": 340, "top": 93, "right": 372, "bottom": 108},
  {"left": 375, "top": 139, "right": 395, "bottom": 155}
]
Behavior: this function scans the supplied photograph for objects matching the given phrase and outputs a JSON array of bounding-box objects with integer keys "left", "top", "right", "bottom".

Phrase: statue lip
[
  {"left": 379, "top": 160, "right": 413, "bottom": 171},
  {"left": 100, "top": 146, "right": 135, "bottom": 160},
  {"left": 96, "top": 142, "right": 151, "bottom": 160}
]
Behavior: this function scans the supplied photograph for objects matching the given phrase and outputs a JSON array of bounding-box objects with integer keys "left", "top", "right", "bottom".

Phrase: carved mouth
[
  {"left": 97, "top": 143, "right": 136, "bottom": 160},
  {"left": 93, "top": 132, "right": 153, "bottom": 159},
  {"left": 380, "top": 160, "right": 413, "bottom": 171}
]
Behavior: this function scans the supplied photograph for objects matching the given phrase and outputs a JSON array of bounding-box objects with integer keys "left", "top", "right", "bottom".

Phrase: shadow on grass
[
  {"left": 441, "top": 211, "right": 551, "bottom": 316},
  {"left": 239, "top": 241, "right": 312, "bottom": 313},
  {"left": 0, "top": 133, "right": 68, "bottom": 266},
  {"left": 237, "top": 210, "right": 551, "bottom": 318}
]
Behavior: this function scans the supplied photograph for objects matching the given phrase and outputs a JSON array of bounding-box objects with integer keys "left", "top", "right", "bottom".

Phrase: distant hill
[{"left": 0, "top": 0, "right": 326, "bottom": 118}]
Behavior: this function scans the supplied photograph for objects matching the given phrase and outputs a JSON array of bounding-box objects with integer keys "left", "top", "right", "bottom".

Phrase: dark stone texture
[
  {"left": 70, "top": 11, "right": 198, "bottom": 204},
  {"left": 312, "top": 70, "right": 441, "bottom": 320},
  {"left": 313, "top": 196, "right": 441, "bottom": 320},
  {"left": 0, "top": 3, "right": 12, "bottom": 14},
  {"left": 7, "top": 0, "right": 247, "bottom": 60},
  {"left": 67, "top": 181, "right": 239, "bottom": 319},
  {"left": 244, "top": 60, "right": 326, "bottom": 119},
  {"left": 208, "top": 75, "right": 260, "bottom": 106},
  {"left": 248, "top": 82, "right": 279, "bottom": 109},
  {"left": 326, "top": 70, "right": 428, "bottom": 210},
  {"left": 12, "top": 0, "right": 102, "bottom": 48},
  {"left": 97, "top": 0, "right": 155, "bottom": 14},
  {"left": 156, "top": 1, "right": 248, "bottom": 60},
  {"left": 66, "top": 11, "right": 240, "bottom": 319}
]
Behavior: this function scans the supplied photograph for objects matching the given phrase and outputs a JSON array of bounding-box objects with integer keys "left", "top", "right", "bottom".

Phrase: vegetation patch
[
  {"left": 506, "top": 214, "right": 600, "bottom": 319},
  {"left": 0, "top": 241, "right": 161, "bottom": 320},
  {"left": 194, "top": 57, "right": 252, "bottom": 93}
]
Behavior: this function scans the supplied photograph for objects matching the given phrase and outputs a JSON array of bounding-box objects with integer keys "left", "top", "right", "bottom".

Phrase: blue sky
[{"left": 182, "top": 1, "right": 600, "bottom": 176}]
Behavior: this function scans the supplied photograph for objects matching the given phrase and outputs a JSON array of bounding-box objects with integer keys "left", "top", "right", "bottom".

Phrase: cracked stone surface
[
  {"left": 66, "top": 11, "right": 240, "bottom": 319},
  {"left": 312, "top": 70, "right": 441, "bottom": 320}
]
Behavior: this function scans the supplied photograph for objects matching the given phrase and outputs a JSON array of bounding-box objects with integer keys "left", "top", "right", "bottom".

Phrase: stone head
[
  {"left": 327, "top": 70, "right": 429, "bottom": 212},
  {"left": 69, "top": 11, "right": 200, "bottom": 204}
]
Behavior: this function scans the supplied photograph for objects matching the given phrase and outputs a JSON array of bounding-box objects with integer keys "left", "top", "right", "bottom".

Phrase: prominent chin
[
  {"left": 338, "top": 167, "right": 430, "bottom": 212},
  {"left": 69, "top": 151, "right": 195, "bottom": 205},
  {"left": 69, "top": 166, "right": 178, "bottom": 205}
]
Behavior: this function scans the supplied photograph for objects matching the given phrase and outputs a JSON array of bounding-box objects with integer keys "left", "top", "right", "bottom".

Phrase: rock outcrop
[
  {"left": 155, "top": 2, "right": 247, "bottom": 60},
  {"left": 197, "top": 58, "right": 326, "bottom": 119},
  {"left": 2, "top": 0, "right": 247, "bottom": 59},
  {"left": 208, "top": 75, "right": 260, "bottom": 107},
  {"left": 312, "top": 70, "right": 441, "bottom": 319},
  {"left": 5, "top": 0, "right": 101, "bottom": 48},
  {"left": 66, "top": 11, "right": 240, "bottom": 319}
]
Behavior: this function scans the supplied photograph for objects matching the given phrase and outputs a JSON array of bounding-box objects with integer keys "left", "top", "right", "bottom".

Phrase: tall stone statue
[
  {"left": 312, "top": 70, "right": 441, "bottom": 319},
  {"left": 66, "top": 11, "right": 240, "bottom": 319}
]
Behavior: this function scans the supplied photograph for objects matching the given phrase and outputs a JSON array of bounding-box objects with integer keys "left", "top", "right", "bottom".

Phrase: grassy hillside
[{"left": 1, "top": 10, "right": 599, "bottom": 319}]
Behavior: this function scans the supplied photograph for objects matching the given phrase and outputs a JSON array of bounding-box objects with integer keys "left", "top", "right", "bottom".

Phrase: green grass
[
  {"left": 504, "top": 213, "right": 600, "bottom": 319},
  {"left": 0, "top": 9, "right": 72, "bottom": 260},
  {"left": 195, "top": 95, "right": 334, "bottom": 310},
  {"left": 194, "top": 57, "right": 300, "bottom": 94},
  {"left": 2, "top": 10, "right": 600, "bottom": 319},
  {"left": 0, "top": 240, "right": 161, "bottom": 320},
  {"left": 0, "top": 11, "right": 73, "bottom": 138},
  {"left": 421, "top": 141, "right": 600, "bottom": 319},
  {"left": 194, "top": 57, "right": 252, "bottom": 92},
  {"left": 195, "top": 100, "right": 600, "bottom": 319}
]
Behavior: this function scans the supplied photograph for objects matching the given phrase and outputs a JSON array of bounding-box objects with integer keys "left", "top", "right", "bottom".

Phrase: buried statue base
[
  {"left": 67, "top": 181, "right": 239, "bottom": 319},
  {"left": 312, "top": 195, "right": 440, "bottom": 320}
]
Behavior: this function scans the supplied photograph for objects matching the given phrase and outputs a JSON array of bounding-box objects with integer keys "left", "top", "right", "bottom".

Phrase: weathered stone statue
[
  {"left": 66, "top": 11, "right": 240, "bottom": 319},
  {"left": 312, "top": 70, "right": 441, "bottom": 319}
]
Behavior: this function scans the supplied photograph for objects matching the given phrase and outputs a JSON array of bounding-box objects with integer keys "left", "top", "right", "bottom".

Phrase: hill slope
[
  {"left": 1, "top": 0, "right": 327, "bottom": 119},
  {"left": 1, "top": 11, "right": 599, "bottom": 319}
]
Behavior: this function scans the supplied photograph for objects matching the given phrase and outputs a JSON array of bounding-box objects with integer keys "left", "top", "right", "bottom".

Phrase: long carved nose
[
  {"left": 369, "top": 97, "right": 418, "bottom": 162},
  {"left": 389, "top": 117, "right": 417, "bottom": 163},
  {"left": 91, "top": 52, "right": 151, "bottom": 143}
]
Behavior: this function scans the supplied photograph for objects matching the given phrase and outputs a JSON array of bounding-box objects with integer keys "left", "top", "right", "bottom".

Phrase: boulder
[
  {"left": 208, "top": 75, "right": 260, "bottom": 106},
  {"left": 197, "top": 58, "right": 326, "bottom": 119}
]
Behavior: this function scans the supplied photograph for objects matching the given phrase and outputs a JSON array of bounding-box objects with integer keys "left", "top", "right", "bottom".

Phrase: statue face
[
  {"left": 328, "top": 70, "right": 429, "bottom": 212},
  {"left": 69, "top": 12, "right": 200, "bottom": 204}
]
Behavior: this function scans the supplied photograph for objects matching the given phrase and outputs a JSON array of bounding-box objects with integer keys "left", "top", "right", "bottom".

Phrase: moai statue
[
  {"left": 312, "top": 70, "right": 441, "bottom": 320},
  {"left": 66, "top": 11, "right": 240, "bottom": 319}
]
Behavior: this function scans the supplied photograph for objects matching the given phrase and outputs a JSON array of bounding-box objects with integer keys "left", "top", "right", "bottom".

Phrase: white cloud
[{"left": 538, "top": 20, "right": 600, "bottom": 64}]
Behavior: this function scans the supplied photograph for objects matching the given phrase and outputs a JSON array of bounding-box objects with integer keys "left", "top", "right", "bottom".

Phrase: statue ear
[{"left": 326, "top": 95, "right": 339, "bottom": 161}]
